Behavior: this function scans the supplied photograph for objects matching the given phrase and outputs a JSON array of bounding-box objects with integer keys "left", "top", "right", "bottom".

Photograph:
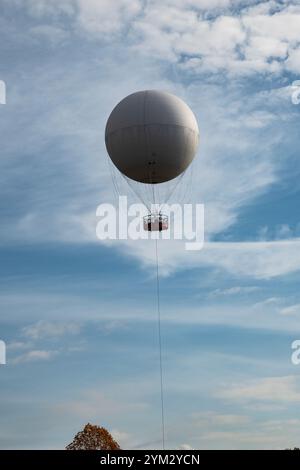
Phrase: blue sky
[{"left": 1, "top": 0, "right": 300, "bottom": 449}]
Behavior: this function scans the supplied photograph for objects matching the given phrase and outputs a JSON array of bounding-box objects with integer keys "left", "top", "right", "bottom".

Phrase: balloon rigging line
[
  {"left": 155, "top": 236, "right": 165, "bottom": 450},
  {"left": 162, "top": 171, "right": 186, "bottom": 210},
  {"left": 124, "top": 174, "right": 152, "bottom": 212}
]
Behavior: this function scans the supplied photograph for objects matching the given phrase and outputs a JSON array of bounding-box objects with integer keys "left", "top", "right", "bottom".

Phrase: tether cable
[{"left": 155, "top": 236, "right": 165, "bottom": 450}]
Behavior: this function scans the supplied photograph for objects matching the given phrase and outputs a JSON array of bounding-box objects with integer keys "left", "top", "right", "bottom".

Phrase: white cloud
[
  {"left": 280, "top": 304, "right": 300, "bottom": 316},
  {"left": 210, "top": 286, "right": 259, "bottom": 297},
  {"left": 199, "top": 428, "right": 294, "bottom": 447},
  {"left": 152, "top": 0, "right": 232, "bottom": 8},
  {"left": 253, "top": 297, "right": 282, "bottom": 308},
  {"left": 22, "top": 321, "right": 80, "bottom": 340},
  {"left": 128, "top": 2, "right": 300, "bottom": 76},
  {"left": 179, "top": 443, "right": 194, "bottom": 450},
  {"left": 7, "top": 341, "right": 32, "bottom": 351},
  {"left": 244, "top": 35, "right": 288, "bottom": 62},
  {"left": 193, "top": 411, "right": 250, "bottom": 427},
  {"left": 17, "top": 1, "right": 300, "bottom": 76},
  {"left": 29, "top": 24, "right": 68, "bottom": 44},
  {"left": 76, "top": 0, "right": 141, "bottom": 37},
  {"left": 261, "top": 418, "right": 300, "bottom": 431},
  {"left": 218, "top": 376, "right": 300, "bottom": 403},
  {"left": 56, "top": 389, "right": 148, "bottom": 421},
  {"left": 189, "top": 405, "right": 300, "bottom": 448},
  {"left": 242, "top": 10, "right": 300, "bottom": 43},
  {"left": 111, "top": 429, "right": 133, "bottom": 449},
  {"left": 121, "top": 238, "right": 300, "bottom": 280},
  {"left": 26, "top": 0, "right": 76, "bottom": 18},
  {"left": 12, "top": 349, "right": 58, "bottom": 364},
  {"left": 286, "top": 48, "right": 300, "bottom": 74}
]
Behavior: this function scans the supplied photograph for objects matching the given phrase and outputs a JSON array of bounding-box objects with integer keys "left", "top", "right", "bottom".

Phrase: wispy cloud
[
  {"left": 22, "top": 320, "right": 81, "bottom": 340},
  {"left": 209, "top": 286, "right": 259, "bottom": 297},
  {"left": 6, "top": 341, "right": 32, "bottom": 351},
  {"left": 120, "top": 238, "right": 300, "bottom": 280},
  {"left": 217, "top": 376, "right": 300, "bottom": 403},
  {"left": 280, "top": 304, "right": 300, "bottom": 316},
  {"left": 55, "top": 389, "right": 149, "bottom": 421},
  {"left": 12, "top": 349, "right": 58, "bottom": 364},
  {"left": 193, "top": 411, "right": 250, "bottom": 427}
]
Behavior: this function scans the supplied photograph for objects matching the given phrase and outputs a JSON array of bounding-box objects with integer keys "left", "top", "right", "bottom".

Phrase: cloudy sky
[{"left": 1, "top": 0, "right": 300, "bottom": 450}]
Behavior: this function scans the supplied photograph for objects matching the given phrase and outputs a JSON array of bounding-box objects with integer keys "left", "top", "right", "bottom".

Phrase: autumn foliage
[{"left": 66, "top": 423, "right": 120, "bottom": 450}]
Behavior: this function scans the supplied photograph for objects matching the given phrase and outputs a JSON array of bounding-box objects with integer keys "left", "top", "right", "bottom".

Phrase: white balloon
[{"left": 105, "top": 90, "right": 199, "bottom": 184}]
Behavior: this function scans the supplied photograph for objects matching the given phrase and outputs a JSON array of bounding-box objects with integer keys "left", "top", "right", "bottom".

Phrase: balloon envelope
[{"left": 105, "top": 90, "right": 199, "bottom": 184}]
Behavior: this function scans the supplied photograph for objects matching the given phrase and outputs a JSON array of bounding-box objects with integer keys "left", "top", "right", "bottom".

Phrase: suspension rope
[{"left": 155, "top": 237, "right": 165, "bottom": 449}]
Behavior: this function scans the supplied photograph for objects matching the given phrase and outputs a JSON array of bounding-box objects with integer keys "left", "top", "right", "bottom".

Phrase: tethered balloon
[
  {"left": 105, "top": 90, "right": 199, "bottom": 183},
  {"left": 105, "top": 90, "right": 199, "bottom": 230},
  {"left": 104, "top": 91, "right": 200, "bottom": 449}
]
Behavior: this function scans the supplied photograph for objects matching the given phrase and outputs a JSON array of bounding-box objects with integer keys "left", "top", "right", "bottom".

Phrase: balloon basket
[{"left": 143, "top": 214, "right": 168, "bottom": 232}]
